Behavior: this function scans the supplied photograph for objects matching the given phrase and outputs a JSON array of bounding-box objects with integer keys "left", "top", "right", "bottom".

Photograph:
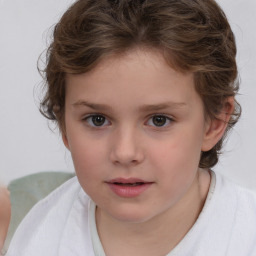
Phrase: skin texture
[
  {"left": 0, "top": 187, "right": 11, "bottom": 251},
  {"left": 63, "top": 49, "right": 232, "bottom": 256}
]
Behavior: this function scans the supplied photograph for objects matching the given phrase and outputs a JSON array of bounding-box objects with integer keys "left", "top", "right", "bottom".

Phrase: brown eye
[
  {"left": 147, "top": 115, "right": 172, "bottom": 127},
  {"left": 92, "top": 116, "right": 105, "bottom": 126},
  {"left": 152, "top": 116, "right": 167, "bottom": 126},
  {"left": 85, "top": 115, "right": 110, "bottom": 127}
]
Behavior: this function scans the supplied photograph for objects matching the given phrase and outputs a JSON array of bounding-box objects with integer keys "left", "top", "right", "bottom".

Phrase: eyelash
[
  {"left": 83, "top": 114, "right": 111, "bottom": 128},
  {"left": 82, "top": 114, "right": 174, "bottom": 128},
  {"left": 146, "top": 114, "right": 174, "bottom": 127}
]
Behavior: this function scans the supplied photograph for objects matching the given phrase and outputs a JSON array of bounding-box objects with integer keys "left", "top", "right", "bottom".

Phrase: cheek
[
  {"left": 69, "top": 137, "right": 107, "bottom": 179},
  {"left": 149, "top": 129, "right": 203, "bottom": 188},
  {"left": 152, "top": 131, "right": 202, "bottom": 169}
]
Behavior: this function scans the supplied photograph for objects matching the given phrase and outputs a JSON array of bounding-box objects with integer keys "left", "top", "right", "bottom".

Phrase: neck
[{"left": 96, "top": 169, "right": 211, "bottom": 256}]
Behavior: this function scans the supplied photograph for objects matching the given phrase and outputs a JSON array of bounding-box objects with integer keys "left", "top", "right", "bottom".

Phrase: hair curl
[{"left": 40, "top": 0, "right": 241, "bottom": 168}]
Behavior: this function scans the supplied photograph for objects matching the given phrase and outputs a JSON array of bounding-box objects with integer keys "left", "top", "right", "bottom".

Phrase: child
[
  {"left": 6, "top": 0, "right": 256, "bottom": 255},
  {"left": 0, "top": 187, "right": 11, "bottom": 254}
]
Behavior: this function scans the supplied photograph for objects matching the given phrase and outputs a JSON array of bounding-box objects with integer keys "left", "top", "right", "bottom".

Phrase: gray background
[{"left": 0, "top": 0, "right": 255, "bottom": 189}]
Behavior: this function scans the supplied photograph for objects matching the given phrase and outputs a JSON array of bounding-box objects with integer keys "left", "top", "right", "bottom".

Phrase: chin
[{"left": 106, "top": 207, "right": 156, "bottom": 224}]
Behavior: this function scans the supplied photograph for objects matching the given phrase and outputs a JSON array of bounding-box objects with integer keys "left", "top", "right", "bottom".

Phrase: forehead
[{"left": 65, "top": 49, "right": 200, "bottom": 112}]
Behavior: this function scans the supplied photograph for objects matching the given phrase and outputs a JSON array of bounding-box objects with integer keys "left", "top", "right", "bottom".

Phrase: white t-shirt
[{"left": 6, "top": 171, "right": 256, "bottom": 256}]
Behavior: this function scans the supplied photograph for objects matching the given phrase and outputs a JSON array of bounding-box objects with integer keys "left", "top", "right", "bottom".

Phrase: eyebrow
[
  {"left": 72, "top": 100, "right": 187, "bottom": 112},
  {"left": 139, "top": 102, "right": 187, "bottom": 112},
  {"left": 72, "top": 100, "right": 113, "bottom": 111}
]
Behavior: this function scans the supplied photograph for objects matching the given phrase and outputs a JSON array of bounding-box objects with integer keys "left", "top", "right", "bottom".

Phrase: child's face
[{"left": 63, "top": 49, "right": 213, "bottom": 223}]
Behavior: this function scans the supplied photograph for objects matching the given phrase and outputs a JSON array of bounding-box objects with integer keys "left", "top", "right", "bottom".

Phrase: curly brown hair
[{"left": 40, "top": 0, "right": 241, "bottom": 168}]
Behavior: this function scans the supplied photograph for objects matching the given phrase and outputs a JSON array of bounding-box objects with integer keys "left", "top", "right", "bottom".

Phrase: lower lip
[{"left": 107, "top": 183, "right": 153, "bottom": 198}]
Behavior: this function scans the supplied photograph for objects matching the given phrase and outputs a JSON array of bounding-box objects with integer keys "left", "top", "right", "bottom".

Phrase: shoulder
[
  {"left": 213, "top": 171, "right": 256, "bottom": 253},
  {"left": 214, "top": 171, "right": 256, "bottom": 217},
  {"left": 6, "top": 176, "right": 92, "bottom": 256},
  {"left": 22, "top": 175, "right": 88, "bottom": 218},
  {"left": 215, "top": 171, "right": 256, "bottom": 207}
]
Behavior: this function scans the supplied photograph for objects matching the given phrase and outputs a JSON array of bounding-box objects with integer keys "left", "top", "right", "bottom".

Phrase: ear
[
  {"left": 201, "top": 97, "right": 234, "bottom": 152},
  {"left": 62, "top": 132, "right": 70, "bottom": 150}
]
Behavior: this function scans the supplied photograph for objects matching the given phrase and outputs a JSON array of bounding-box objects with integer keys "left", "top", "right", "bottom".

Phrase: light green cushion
[{"left": 3, "top": 171, "right": 75, "bottom": 253}]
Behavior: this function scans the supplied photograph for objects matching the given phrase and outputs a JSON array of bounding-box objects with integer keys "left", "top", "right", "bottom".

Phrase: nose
[{"left": 109, "top": 126, "right": 145, "bottom": 166}]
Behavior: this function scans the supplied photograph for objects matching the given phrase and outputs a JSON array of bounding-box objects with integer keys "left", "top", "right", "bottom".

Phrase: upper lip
[{"left": 106, "top": 178, "right": 152, "bottom": 184}]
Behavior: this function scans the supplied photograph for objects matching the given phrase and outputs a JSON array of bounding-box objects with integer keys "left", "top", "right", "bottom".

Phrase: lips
[
  {"left": 112, "top": 182, "right": 144, "bottom": 187},
  {"left": 106, "top": 178, "right": 153, "bottom": 198}
]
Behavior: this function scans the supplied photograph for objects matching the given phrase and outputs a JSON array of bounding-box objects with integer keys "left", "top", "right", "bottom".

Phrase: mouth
[
  {"left": 106, "top": 178, "right": 153, "bottom": 198},
  {"left": 111, "top": 182, "right": 146, "bottom": 187}
]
